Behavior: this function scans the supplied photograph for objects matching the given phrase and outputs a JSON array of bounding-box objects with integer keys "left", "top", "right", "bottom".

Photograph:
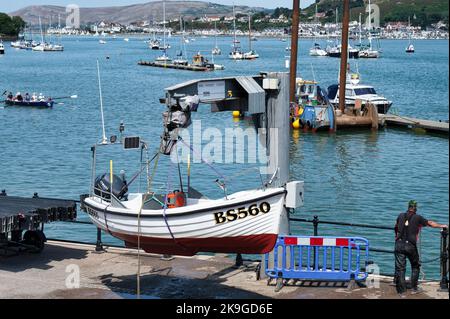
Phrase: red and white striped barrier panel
[{"left": 283, "top": 236, "right": 355, "bottom": 247}]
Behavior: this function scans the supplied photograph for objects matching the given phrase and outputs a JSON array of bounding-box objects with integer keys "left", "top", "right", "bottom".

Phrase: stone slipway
[{"left": 0, "top": 241, "right": 447, "bottom": 299}]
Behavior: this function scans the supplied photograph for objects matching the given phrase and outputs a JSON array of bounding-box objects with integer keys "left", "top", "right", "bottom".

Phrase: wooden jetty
[
  {"left": 138, "top": 60, "right": 211, "bottom": 72},
  {"left": 379, "top": 114, "right": 449, "bottom": 136}
]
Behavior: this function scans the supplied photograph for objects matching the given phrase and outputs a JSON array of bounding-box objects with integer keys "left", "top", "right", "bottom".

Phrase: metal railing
[{"left": 289, "top": 215, "right": 448, "bottom": 290}]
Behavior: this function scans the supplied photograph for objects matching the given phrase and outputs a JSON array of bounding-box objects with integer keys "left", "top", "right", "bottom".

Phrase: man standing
[{"left": 394, "top": 200, "right": 447, "bottom": 296}]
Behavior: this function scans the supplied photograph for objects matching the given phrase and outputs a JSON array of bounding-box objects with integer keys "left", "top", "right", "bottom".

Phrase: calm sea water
[{"left": 0, "top": 36, "right": 448, "bottom": 278}]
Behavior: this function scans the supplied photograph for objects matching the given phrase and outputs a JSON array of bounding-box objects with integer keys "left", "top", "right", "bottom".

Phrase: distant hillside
[
  {"left": 9, "top": 1, "right": 269, "bottom": 26},
  {"left": 302, "top": 0, "right": 449, "bottom": 27}
]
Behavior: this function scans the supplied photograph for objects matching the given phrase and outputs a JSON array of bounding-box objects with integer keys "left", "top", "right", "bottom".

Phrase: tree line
[{"left": 0, "top": 13, "right": 26, "bottom": 37}]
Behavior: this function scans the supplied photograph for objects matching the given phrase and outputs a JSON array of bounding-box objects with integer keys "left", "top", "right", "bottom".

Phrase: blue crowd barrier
[{"left": 265, "top": 235, "right": 370, "bottom": 282}]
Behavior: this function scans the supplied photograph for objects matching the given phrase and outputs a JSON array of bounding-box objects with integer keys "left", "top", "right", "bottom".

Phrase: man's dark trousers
[{"left": 395, "top": 240, "right": 420, "bottom": 294}]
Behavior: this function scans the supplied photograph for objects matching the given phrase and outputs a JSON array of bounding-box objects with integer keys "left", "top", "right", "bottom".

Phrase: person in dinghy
[{"left": 81, "top": 91, "right": 302, "bottom": 257}]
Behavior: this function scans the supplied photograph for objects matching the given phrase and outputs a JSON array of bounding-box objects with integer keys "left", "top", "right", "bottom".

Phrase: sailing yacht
[
  {"left": 229, "top": 5, "right": 244, "bottom": 60},
  {"left": 32, "top": 17, "right": 46, "bottom": 51},
  {"left": 212, "top": 21, "right": 221, "bottom": 55},
  {"left": 156, "top": 1, "right": 171, "bottom": 62},
  {"left": 406, "top": 17, "right": 415, "bottom": 53},
  {"left": 173, "top": 17, "right": 189, "bottom": 66},
  {"left": 243, "top": 14, "right": 259, "bottom": 59},
  {"left": 309, "top": 4, "right": 327, "bottom": 57},
  {"left": 358, "top": 2, "right": 380, "bottom": 59}
]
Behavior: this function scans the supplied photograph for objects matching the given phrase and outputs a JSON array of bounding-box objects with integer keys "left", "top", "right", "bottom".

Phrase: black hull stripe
[{"left": 83, "top": 190, "right": 286, "bottom": 219}]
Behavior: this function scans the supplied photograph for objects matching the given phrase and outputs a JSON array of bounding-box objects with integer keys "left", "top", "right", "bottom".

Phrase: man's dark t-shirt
[{"left": 396, "top": 212, "right": 428, "bottom": 246}]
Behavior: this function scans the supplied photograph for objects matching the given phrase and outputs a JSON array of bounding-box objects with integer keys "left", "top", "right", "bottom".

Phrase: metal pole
[
  {"left": 313, "top": 215, "right": 319, "bottom": 236},
  {"left": 289, "top": 0, "right": 300, "bottom": 103},
  {"left": 440, "top": 228, "right": 449, "bottom": 290},
  {"left": 95, "top": 227, "right": 104, "bottom": 252},
  {"left": 338, "top": 0, "right": 350, "bottom": 113}
]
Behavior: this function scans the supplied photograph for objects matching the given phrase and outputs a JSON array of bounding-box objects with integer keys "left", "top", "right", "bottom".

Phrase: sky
[{"left": 1, "top": 0, "right": 316, "bottom": 13}]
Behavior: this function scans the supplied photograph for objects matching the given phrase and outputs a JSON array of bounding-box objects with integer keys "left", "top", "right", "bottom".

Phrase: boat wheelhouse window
[
  {"left": 346, "top": 89, "right": 354, "bottom": 96},
  {"left": 354, "top": 87, "right": 377, "bottom": 95}
]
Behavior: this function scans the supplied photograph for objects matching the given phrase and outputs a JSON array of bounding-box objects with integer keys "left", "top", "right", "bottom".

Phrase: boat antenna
[{"left": 96, "top": 59, "right": 108, "bottom": 144}]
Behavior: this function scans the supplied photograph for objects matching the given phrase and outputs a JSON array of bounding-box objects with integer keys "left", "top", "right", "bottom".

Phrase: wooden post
[
  {"left": 338, "top": 0, "right": 350, "bottom": 113},
  {"left": 289, "top": 0, "right": 300, "bottom": 103}
]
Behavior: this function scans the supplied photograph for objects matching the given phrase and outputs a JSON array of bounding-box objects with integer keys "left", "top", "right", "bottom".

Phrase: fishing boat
[
  {"left": 327, "top": 71, "right": 392, "bottom": 114},
  {"left": 291, "top": 78, "right": 335, "bottom": 131},
  {"left": 81, "top": 64, "right": 297, "bottom": 256}
]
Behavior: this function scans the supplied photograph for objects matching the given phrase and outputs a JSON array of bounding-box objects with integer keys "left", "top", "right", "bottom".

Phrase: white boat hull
[{"left": 83, "top": 188, "right": 287, "bottom": 256}]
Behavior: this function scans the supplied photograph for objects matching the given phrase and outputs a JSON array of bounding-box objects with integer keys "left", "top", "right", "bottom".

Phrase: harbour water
[{"left": 0, "top": 36, "right": 448, "bottom": 278}]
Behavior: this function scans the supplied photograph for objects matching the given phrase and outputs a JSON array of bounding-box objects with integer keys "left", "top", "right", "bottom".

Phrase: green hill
[{"left": 302, "top": 0, "right": 449, "bottom": 27}]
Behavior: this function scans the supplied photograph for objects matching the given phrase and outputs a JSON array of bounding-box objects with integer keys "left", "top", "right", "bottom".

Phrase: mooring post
[
  {"left": 289, "top": 0, "right": 300, "bottom": 103},
  {"left": 440, "top": 228, "right": 449, "bottom": 291},
  {"left": 95, "top": 227, "right": 104, "bottom": 252},
  {"left": 338, "top": 0, "right": 350, "bottom": 114}
]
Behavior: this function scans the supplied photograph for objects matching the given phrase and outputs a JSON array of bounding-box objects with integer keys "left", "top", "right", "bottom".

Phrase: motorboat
[
  {"left": 327, "top": 72, "right": 392, "bottom": 114},
  {"left": 309, "top": 43, "right": 327, "bottom": 56},
  {"left": 0, "top": 41, "right": 4, "bottom": 55},
  {"left": 326, "top": 44, "right": 360, "bottom": 59}
]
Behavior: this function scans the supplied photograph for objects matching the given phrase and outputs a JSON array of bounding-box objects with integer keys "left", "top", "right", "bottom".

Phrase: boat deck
[
  {"left": 138, "top": 60, "right": 212, "bottom": 72},
  {"left": 379, "top": 114, "right": 449, "bottom": 135},
  {"left": 0, "top": 241, "right": 446, "bottom": 299}
]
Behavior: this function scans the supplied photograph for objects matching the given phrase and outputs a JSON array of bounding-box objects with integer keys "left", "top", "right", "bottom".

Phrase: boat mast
[
  {"left": 314, "top": 3, "right": 318, "bottom": 44},
  {"left": 163, "top": 1, "right": 166, "bottom": 51},
  {"left": 38, "top": 16, "right": 44, "bottom": 44},
  {"left": 368, "top": 0, "right": 372, "bottom": 49},
  {"left": 248, "top": 13, "right": 252, "bottom": 52},
  {"left": 359, "top": 13, "right": 362, "bottom": 47},
  {"left": 214, "top": 21, "right": 218, "bottom": 48},
  {"left": 232, "top": 4, "right": 237, "bottom": 51},
  {"left": 96, "top": 60, "right": 107, "bottom": 144}
]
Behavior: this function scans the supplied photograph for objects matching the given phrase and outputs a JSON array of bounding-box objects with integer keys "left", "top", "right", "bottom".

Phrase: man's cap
[{"left": 408, "top": 200, "right": 418, "bottom": 208}]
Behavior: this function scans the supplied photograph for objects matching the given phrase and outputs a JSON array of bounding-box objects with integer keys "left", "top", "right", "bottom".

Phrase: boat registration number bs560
[{"left": 214, "top": 202, "right": 271, "bottom": 224}]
